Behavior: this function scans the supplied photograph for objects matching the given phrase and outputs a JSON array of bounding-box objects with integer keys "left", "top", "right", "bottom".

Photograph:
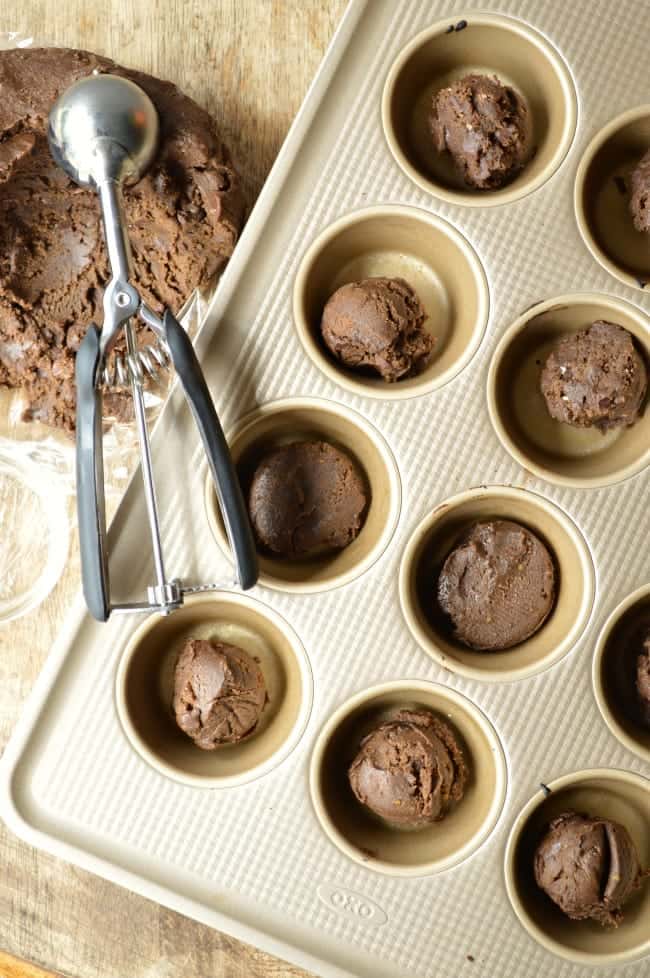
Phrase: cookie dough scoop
[{"left": 49, "top": 73, "right": 257, "bottom": 620}]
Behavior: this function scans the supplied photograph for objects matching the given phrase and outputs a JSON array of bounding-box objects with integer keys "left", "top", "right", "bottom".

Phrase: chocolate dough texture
[
  {"left": 540, "top": 321, "right": 647, "bottom": 431},
  {"left": 173, "top": 638, "right": 266, "bottom": 749},
  {"left": 630, "top": 149, "right": 650, "bottom": 233},
  {"left": 348, "top": 709, "right": 467, "bottom": 827},
  {"left": 437, "top": 519, "right": 556, "bottom": 652},
  {"left": 320, "top": 277, "right": 433, "bottom": 382},
  {"left": 636, "top": 634, "right": 650, "bottom": 726},
  {"left": 0, "top": 47, "right": 244, "bottom": 430},
  {"left": 430, "top": 73, "right": 532, "bottom": 189},
  {"left": 248, "top": 440, "right": 368, "bottom": 558},
  {"left": 534, "top": 812, "right": 648, "bottom": 926}
]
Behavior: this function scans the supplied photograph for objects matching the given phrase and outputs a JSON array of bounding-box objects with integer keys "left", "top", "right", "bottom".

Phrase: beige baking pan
[{"left": 2, "top": 3, "right": 650, "bottom": 978}]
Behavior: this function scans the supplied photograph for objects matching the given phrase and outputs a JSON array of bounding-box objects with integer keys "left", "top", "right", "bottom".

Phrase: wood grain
[
  {"left": 0, "top": 952, "right": 60, "bottom": 978},
  {"left": 0, "top": 2, "right": 345, "bottom": 976},
  {"left": 0, "top": 951, "right": 63, "bottom": 978}
]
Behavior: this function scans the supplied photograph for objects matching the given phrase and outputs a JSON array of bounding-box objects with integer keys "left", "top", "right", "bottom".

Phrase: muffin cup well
[
  {"left": 293, "top": 205, "right": 489, "bottom": 399},
  {"left": 488, "top": 293, "right": 650, "bottom": 488},
  {"left": 593, "top": 585, "right": 650, "bottom": 764},
  {"left": 381, "top": 13, "right": 577, "bottom": 206},
  {"left": 575, "top": 106, "right": 650, "bottom": 290},
  {"left": 205, "top": 397, "right": 401, "bottom": 593},
  {"left": 309, "top": 680, "right": 507, "bottom": 877},
  {"left": 115, "top": 592, "right": 313, "bottom": 788},
  {"left": 399, "top": 486, "right": 594, "bottom": 683},
  {"left": 505, "top": 769, "right": 650, "bottom": 965}
]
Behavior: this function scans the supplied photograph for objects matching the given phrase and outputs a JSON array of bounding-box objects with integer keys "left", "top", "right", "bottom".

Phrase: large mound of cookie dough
[{"left": 0, "top": 47, "right": 245, "bottom": 431}]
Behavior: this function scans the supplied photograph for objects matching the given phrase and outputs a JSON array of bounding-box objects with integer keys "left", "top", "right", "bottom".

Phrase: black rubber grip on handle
[
  {"left": 76, "top": 324, "right": 110, "bottom": 621},
  {"left": 163, "top": 310, "right": 258, "bottom": 590}
]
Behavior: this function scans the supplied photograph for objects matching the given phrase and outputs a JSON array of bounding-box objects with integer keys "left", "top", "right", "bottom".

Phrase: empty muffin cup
[
  {"left": 115, "top": 592, "right": 313, "bottom": 788},
  {"left": 205, "top": 397, "right": 401, "bottom": 593},
  {"left": 593, "top": 585, "right": 650, "bottom": 764},
  {"left": 575, "top": 106, "right": 650, "bottom": 290},
  {"left": 505, "top": 769, "right": 650, "bottom": 965},
  {"left": 488, "top": 293, "right": 650, "bottom": 488},
  {"left": 381, "top": 13, "right": 577, "bottom": 206},
  {"left": 399, "top": 486, "right": 594, "bottom": 682},
  {"left": 293, "top": 205, "right": 489, "bottom": 398},
  {"left": 309, "top": 680, "right": 507, "bottom": 877}
]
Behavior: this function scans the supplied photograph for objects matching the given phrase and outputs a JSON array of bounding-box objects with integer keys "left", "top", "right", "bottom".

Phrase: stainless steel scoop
[{"left": 48, "top": 73, "right": 258, "bottom": 621}]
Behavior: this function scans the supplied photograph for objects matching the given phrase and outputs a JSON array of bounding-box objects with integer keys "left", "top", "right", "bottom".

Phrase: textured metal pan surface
[{"left": 2, "top": 3, "right": 650, "bottom": 976}]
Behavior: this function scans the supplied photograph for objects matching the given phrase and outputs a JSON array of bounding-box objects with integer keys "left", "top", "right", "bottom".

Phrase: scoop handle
[
  {"left": 162, "top": 310, "right": 258, "bottom": 590},
  {"left": 76, "top": 324, "right": 111, "bottom": 621}
]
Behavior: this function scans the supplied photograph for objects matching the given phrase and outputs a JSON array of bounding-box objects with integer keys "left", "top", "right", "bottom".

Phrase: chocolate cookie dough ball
[
  {"left": 437, "top": 520, "right": 556, "bottom": 651},
  {"left": 430, "top": 73, "right": 532, "bottom": 190},
  {"left": 320, "top": 277, "right": 433, "bottom": 382},
  {"left": 0, "top": 47, "right": 245, "bottom": 431},
  {"left": 534, "top": 812, "right": 648, "bottom": 926},
  {"left": 348, "top": 709, "right": 467, "bottom": 826},
  {"left": 630, "top": 149, "right": 650, "bottom": 234},
  {"left": 540, "top": 321, "right": 647, "bottom": 431},
  {"left": 173, "top": 639, "right": 267, "bottom": 750},
  {"left": 636, "top": 634, "right": 650, "bottom": 726},
  {"left": 248, "top": 440, "right": 368, "bottom": 558}
]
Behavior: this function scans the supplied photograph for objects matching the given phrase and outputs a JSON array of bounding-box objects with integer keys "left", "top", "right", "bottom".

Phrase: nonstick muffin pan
[
  {"left": 2, "top": 3, "right": 650, "bottom": 978},
  {"left": 505, "top": 769, "right": 650, "bottom": 966},
  {"left": 293, "top": 205, "right": 489, "bottom": 398},
  {"left": 205, "top": 397, "right": 401, "bottom": 593},
  {"left": 116, "top": 592, "right": 313, "bottom": 788}
]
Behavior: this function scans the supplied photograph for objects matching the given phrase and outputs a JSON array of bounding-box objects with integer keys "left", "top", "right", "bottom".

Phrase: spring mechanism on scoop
[{"left": 101, "top": 338, "right": 171, "bottom": 388}]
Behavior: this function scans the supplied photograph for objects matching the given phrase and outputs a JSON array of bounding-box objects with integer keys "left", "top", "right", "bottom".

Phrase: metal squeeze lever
[{"left": 48, "top": 74, "right": 258, "bottom": 621}]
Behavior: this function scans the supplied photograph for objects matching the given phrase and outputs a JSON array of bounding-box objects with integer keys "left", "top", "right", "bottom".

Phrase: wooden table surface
[{"left": 0, "top": 2, "right": 345, "bottom": 976}]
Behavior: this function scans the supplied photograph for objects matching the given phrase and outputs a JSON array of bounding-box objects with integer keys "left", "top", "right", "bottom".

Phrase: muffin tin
[
  {"left": 382, "top": 12, "right": 577, "bottom": 206},
  {"left": 293, "top": 205, "right": 489, "bottom": 398},
  {"left": 505, "top": 769, "right": 650, "bottom": 966},
  {"left": 310, "top": 680, "right": 507, "bottom": 878},
  {"left": 399, "top": 485, "right": 595, "bottom": 682},
  {"left": 575, "top": 106, "right": 650, "bottom": 291},
  {"left": 488, "top": 293, "right": 650, "bottom": 487},
  {"left": 204, "top": 397, "right": 401, "bottom": 592},
  {"left": 115, "top": 592, "right": 313, "bottom": 788},
  {"left": 2, "top": 3, "right": 650, "bottom": 977}
]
